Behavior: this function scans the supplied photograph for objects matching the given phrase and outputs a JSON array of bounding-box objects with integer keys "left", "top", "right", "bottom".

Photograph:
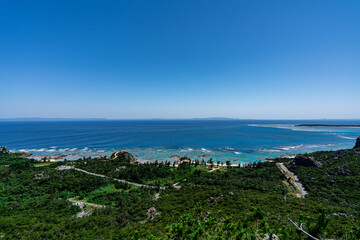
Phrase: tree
[{"left": 226, "top": 161, "right": 231, "bottom": 167}]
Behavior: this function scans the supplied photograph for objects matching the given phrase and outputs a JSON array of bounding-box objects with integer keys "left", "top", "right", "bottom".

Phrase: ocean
[{"left": 1, "top": 119, "right": 359, "bottom": 164}]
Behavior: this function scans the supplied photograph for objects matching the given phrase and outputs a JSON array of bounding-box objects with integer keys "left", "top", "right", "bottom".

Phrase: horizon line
[{"left": 1, "top": 117, "right": 360, "bottom": 121}]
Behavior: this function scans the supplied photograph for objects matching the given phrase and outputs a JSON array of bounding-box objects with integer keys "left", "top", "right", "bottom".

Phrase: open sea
[{"left": 1, "top": 119, "right": 360, "bottom": 164}]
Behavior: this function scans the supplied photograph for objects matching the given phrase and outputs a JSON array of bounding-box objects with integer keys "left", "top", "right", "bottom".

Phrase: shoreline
[
  {"left": 295, "top": 124, "right": 360, "bottom": 127},
  {"left": 15, "top": 147, "right": 300, "bottom": 164},
  {"left": 10, "top": 142, "right": 352, "bottom": 164},
  {"left": 11, "top": 145, "right": 325, "bottom": 166}
]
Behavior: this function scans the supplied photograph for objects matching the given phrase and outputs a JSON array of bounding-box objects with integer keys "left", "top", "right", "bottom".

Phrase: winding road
[
  {"left": 73, "top": 167, "right": 167, "bottom": 189},
  {"left": 277, "top": 163, "right": 308, "bottom": 198},
  {"left": 58, "top": 165, "right": 181, "bottom": 189}
]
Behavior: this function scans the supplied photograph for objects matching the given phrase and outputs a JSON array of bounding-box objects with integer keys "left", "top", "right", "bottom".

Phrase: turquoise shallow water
[{"left": 0, "top": 120, "right": 359, "bottom": 164}]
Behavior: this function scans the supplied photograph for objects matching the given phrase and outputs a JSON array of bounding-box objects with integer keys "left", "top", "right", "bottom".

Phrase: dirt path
[
  {"left": 113, "top": 151, "right": 121, "bottom": 159},
  {"left": 209, "top": 167, "right": 220, "bottom": 172},
  {"left": 72, "top": 167, "right": 167, "bottom": 189},
  {"left": 277, "top": 163, "right": 308, "bottom": 198},
  {"left": 172, "top": 182, "right": 181, "bottom": 189},
  {"left": 58, "top": 166, "right": 180, "bottom": 189}
]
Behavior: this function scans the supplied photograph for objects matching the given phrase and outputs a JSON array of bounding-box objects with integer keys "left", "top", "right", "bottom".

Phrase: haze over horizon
[
  {"left": 1, "top": 0, "right": 359, "bottom": 119},
  {"left": 1, "top": 117, "right": 360, "bottom": 121}
]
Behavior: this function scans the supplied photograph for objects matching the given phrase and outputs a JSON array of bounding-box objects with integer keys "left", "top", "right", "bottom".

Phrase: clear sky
[{"left": 1, "top": 0, "right": 359, "bottom": 119}]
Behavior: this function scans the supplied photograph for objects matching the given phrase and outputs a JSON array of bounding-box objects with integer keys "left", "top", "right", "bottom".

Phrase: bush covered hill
[{"left": 0, "top": 144, "right": 359, "bottom": 239}]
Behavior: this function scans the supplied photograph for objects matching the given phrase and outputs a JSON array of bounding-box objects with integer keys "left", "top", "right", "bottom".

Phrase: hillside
[{"left": 0, "top": 144, "right": 359, "bottom": 239}]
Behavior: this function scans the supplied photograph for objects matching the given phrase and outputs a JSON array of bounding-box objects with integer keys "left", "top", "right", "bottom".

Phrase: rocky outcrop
[
  {"left": 146, "top": 207, "right": 161, "bottom": 220},
  {"left": 0, "top": 146, "right": 9, "bottom": 153},
  {"left": 111, "top": 150, "right": 137, "bottom": 163},
  {"left": 331, "top": 149, "right": 348, "bottom": 159},
  {"left": 179, "top": 156, "right": 191, "bottom": 162},
  {"left": 289, "top": 154, "right": 323, "bottom": 167},
  {"left": 331, "top": 164, "right": 351, "bottom": 176},
  {"left": 174, "top": 156, "right": 192, "bottom": 166},
  {"left": 354, "top": 137, "right": 360, "bottom": 149}
]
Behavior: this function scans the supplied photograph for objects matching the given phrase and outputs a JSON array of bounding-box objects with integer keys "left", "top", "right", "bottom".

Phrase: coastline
[
  {"left": 295, "top": 124, "right": 360, "bottom": 127},
  {"left": 10, "top": 139, "right": 355, "bottom": 165},
  {"left": 2, "top": 120, "right": 360, "bottom": 164},
  {"left": 2, "top": 137, "right": 360, "bottom": 239},
  {"left": 12, "top": 143, "right": 342, "bottom": 166},
  {"left": 12, "top": 145, "right": 321, "bottom": 165}
]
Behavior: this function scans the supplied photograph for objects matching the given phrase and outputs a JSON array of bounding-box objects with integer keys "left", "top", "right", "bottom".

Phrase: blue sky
[{"left": 1, "top": 0, "right": 359, "bottom": 119}]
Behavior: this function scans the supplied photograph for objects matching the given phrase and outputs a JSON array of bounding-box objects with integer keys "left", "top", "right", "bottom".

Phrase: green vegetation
[
  {"left": 73, "top": 156, "right": 195, "bottom": 187},
  {"left": 0, "top": 147, "right": 359, "bottom": 239},
  {"left": 284, "top": 149, "right": 360, "bottom": 212}
]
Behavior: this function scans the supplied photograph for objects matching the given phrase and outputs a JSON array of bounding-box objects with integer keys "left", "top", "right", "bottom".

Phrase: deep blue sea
[{"left": 1, "top": 119, "right": 360, "bottom": 164}]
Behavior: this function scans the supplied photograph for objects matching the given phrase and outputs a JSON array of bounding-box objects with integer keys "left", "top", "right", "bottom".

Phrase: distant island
[{"left": 296, "top": 124, "right": 360, "bottom": 127}]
